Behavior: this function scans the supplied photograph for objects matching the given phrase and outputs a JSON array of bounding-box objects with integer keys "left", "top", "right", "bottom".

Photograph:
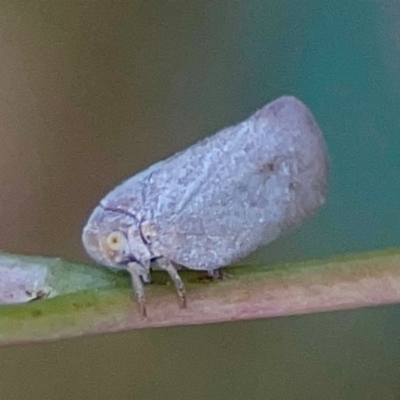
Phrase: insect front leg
[
  {"left": 127, "top": 262, "right": 149, "bottom": 317},
  {"left": 154, "top": 257, "right": 187, "bottom": 309}
]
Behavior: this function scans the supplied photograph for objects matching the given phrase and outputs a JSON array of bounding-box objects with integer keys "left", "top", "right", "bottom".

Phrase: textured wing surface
[
  {"left": 155, "top": 97, "right": 328, "bottom": 270},
  {"left": 101, "top": 97, "right": 329, "bottom": 270}
]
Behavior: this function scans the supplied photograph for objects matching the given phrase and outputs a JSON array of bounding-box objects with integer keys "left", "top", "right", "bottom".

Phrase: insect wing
[{"left": 153, "top": 97, "right": 329, "bottom": 270}]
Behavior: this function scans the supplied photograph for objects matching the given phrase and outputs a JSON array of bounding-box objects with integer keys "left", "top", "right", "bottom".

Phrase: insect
[{"left": 82, "top": 96, "right": 329, "bottom": 316}]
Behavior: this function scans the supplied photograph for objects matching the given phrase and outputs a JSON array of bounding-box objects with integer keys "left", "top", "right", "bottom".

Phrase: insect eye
[{"left": 106, "top": 231, "right": 127, "bottom": 251}]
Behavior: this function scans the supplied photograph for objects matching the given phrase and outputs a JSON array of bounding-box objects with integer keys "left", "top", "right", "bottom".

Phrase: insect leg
[
  {"left": 154, "top": 257, "right": 187, "bottom": 309},
  {"left": 206, "top": 268, "right": 223, "bottom": 279},
  {"left": 127, "top": 262, "right": 147, "bottom": 317}
]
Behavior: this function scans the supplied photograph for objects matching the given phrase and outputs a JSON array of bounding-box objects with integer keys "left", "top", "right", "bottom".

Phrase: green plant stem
[{"left": 1, "top": 249, "right": 400, "bottom": 347}]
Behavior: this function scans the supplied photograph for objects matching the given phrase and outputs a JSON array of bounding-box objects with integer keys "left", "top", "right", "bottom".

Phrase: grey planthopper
[{"left": 82, "top": 96, "right": 329, "bottom": 316}]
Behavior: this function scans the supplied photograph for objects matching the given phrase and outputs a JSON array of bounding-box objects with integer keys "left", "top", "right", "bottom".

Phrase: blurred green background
[{"left": 0, "top": 0, "right": 399, "bottom": 399}]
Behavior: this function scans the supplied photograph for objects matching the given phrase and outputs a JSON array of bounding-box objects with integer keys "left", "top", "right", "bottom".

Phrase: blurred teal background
[{"left": 0, "top": 0, "right": 399, "bottom": 399}]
